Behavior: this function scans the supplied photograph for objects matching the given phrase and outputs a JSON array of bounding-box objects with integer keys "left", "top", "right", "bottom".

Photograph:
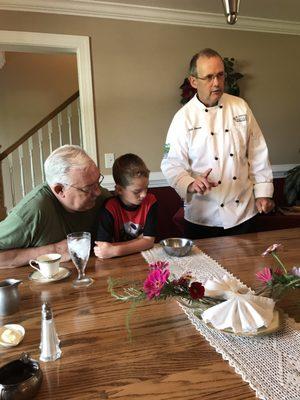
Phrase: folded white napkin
[
  {"left": 204, "top": 274, "right": 248, "bottom": 299},
  {"left": 202, "top": 276, "right": 275, "bottom": 333}
]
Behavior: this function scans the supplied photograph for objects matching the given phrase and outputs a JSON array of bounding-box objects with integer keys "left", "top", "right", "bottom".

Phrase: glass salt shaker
[{"left": 40, "top": 302, "right": 62, "bottom": 362}]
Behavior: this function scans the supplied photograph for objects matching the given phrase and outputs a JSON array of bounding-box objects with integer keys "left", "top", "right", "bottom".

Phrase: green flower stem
[
  {"left": 284, "top": 278, "right": 300, "bottom": 288},
  {"left": 271, "top": 252, "right": 287, "bottom": 274}
]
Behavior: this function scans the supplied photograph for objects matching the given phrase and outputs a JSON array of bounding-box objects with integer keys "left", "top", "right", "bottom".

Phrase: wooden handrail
[{"left": 0, "top": 91, "right": 79, "bottom": 161}]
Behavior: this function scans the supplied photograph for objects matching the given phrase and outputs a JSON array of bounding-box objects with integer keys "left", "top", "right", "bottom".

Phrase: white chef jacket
[{"left": 161, "top": 93, "right": 274, "bottom": 229}]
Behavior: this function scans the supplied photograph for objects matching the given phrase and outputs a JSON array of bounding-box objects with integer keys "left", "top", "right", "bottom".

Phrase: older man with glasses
[
  {"left": 0, "top": 145, "right": 111, "bottom": 268},
  {"left": 161, "top": 48, "right": 274, "bottom": 239}
]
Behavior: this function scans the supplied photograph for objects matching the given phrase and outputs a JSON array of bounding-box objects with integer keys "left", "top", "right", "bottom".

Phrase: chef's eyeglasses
[
  {"left": 66, "top": 174, "right": 104, "bottom": 194},
  {"left": 194, "top": 71, "right": 226, "bottom": 83}
]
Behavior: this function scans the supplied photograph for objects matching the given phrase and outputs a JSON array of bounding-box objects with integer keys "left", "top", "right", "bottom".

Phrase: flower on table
[
  {"left": 256, "top": 244, "right": 300, "bottom": 300},
  {"left": 108, "top": 260, "right": 221, "bottom": 338},
  {"left": 109, "top": 261, "right": 208, "bottom": 304},
  {"left": 189, "top": 282, "right": 205, "bottom": 300},
  {"left": 256, "top": 267, "right": 272, "bottom": 283},
  {"left": 261, "top": 243, "right": 287, "bottom": 273},
  {"left": 292, "top": 266, "right": 300, "bottom": 277},
  {"left": 143, "top": 267, "right": 170, "bottom": 300},
  {"left": 149, "top": 260, "right": 169, "bottom": 270},
  {"left": 262, "top": 243, "right": 281, "bottom": 256},
  {"left": 172, "top": 273, "right": 193, "bottom": 287}
]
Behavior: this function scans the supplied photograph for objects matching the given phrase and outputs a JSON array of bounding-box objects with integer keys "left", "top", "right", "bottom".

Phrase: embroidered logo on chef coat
[
  {"left": 233, "top": 114, "right": 247, "bottom": 123},
  {"left": 163, "top": 143, "right": 170, "bottom": 158}
]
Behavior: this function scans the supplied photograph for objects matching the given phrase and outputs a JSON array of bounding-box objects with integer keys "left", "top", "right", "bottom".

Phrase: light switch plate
[{"left": 104, "top": 153, "right": 114, "bottom": 168}]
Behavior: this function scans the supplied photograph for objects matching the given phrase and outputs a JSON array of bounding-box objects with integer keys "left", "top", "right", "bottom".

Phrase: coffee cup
[{"left": 29, "top": 253, "right": 61, "bottom": 279}]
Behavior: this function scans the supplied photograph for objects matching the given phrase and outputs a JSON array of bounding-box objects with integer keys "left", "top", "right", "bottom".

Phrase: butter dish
[{"left": 0, "top": 324, "right": 25, "bottom": 347}]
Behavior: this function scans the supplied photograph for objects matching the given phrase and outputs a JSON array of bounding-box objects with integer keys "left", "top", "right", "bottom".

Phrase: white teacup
[{"left": 29, "top": 253, "right": 61, "bottom": 279}]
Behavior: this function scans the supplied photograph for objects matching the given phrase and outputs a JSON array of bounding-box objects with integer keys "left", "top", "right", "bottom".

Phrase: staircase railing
[{"left": 0, "top": 91, "right": 81, "bottom": 219}]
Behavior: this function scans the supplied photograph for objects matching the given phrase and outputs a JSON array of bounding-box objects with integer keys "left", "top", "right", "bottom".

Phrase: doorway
[{"left": 0, "top": 30, "right": 97, "bottom": 162}]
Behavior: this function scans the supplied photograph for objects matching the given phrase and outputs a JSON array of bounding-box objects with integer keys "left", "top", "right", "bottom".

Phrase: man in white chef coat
[{"left": 161, "top": 48, "right": 274, "bottom": 239}]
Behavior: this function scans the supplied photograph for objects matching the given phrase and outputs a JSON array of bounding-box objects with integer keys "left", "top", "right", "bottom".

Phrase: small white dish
[
  {"left": 29, "top": 266, "right": 71, "bottom": 284},
  {"left": 0, "top": 324, "right": 25, "bottom": 347}
]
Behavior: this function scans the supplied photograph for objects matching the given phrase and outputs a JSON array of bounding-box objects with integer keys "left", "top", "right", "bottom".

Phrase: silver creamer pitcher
[{"left": 0, "top": 279, "right": 22, "bottom": 316}]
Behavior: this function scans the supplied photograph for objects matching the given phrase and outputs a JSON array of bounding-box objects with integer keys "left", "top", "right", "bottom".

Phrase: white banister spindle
[
  {"left": 38, "top": 129, "right": 45, "bottom": 182},
  {"left": 58, "top": 112, "right": 63, "bottom": 147},
  {"left": 48, "top": 121, "right": 53, "bottom": 154},
  {"left": 8, "top": 154, "right": 16, "bottom": 207},
  {"left": 2, "top": 94, "right": 80, "bottom": 212},
  {"left": 77, "top": 99, "right": 83, "bottom": 147},
  {"left": 67, "top": 104, "right": 73, "bottom": 144},
  {"left": 28, "top": 137, "right": 35, "bottom": 189},
  {"left": 18, "top": 146, "right": 26, "bottom": 198}
]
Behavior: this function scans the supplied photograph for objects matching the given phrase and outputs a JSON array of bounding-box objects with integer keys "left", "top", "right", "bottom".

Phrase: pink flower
[
  {"left": 262, "top": 243, "right": 281, "bottom": 256},
  {"left": 149, "top": 261, "right": 169, "bottom": 270},
  {"left": 189, "top": 282, "right": 205, "bottom": 300},
  {"left": 143, "top": 268, "right": 170, "bottom": 300},
  {"left": 256, "top": 267, "right": 273, "bottom": 283}
]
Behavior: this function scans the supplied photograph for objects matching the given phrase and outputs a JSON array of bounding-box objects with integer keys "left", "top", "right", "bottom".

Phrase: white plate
[
  {"left": 179, "top": 298, "right": 283, "bottom": 337},
  {"left": 194, "top": 308, "right": 283, "bottom": 337},
  {"left": 29, "top": 266, "right": 72, "bottom": 283},
  {"left": 0, "top": 324, "right": 25, "bottom": 347}
]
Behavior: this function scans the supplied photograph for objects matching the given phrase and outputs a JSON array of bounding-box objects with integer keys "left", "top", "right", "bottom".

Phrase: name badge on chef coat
[{"left": 233, "top": 114, "right": 247, "bottom": 123}]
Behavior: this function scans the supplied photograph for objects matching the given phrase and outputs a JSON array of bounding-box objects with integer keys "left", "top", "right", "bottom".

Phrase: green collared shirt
[{"left": 0, "top": 183, "right": 111, "bottom": 249}]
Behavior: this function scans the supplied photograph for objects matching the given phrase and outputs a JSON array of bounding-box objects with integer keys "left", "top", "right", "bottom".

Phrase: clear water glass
[{"left": 67, "top": 232, "right": 93, "bottom": 288}]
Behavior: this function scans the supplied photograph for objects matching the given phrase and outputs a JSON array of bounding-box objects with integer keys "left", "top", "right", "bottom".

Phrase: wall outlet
[{"left": 104, "top": 153, "right": 115, "bottom": 168}]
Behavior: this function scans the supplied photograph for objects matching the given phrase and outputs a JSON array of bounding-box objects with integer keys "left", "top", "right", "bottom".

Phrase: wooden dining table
[{"left": 0, "top": 227, "right": 299, "bottom": 400}]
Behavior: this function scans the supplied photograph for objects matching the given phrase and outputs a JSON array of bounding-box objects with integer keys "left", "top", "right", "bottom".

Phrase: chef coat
[{"left": 161, "top": 93, "right": 274, "bottom": 229}]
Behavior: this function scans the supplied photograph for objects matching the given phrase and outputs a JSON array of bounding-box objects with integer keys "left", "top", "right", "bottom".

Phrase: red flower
[
  {"left": 274, "top": 268, "right": 284, "bottom": 276},
  {"left": 149, "top": 261, "right": 169, "bottom": 270},
  {"left": 172, "top": 277, "right": 188, "bottom": 287},
  {"left": 189, "top": 282, "right": 205, "bottom": 300}
]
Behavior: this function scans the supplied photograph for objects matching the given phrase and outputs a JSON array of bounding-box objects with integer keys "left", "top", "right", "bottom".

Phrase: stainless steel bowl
[{"left": 160, "top": 238, "right": 194, "bottom": 257}]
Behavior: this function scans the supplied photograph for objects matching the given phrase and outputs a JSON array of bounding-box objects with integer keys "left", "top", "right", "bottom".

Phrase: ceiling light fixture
[{"left": 222, "top": 0, "right": 240, "bottom": 25}]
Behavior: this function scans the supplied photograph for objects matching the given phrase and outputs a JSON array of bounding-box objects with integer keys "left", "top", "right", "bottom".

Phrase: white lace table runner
[{"left": 142, "top": 245, "right": 300, "bottom": 400}]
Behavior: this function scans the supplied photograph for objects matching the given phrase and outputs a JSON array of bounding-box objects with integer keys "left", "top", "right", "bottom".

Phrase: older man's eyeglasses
[
  {"left": 67, "top": 174, "right": 104, "bottom": 194},
  {"left": 194, "top": 71, "right": 226, "bottom": 83}
]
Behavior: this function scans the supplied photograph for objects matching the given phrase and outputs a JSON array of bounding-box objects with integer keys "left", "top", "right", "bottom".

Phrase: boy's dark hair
[{"left": 113, "top": 153, "right": 150, "bottom": 187}]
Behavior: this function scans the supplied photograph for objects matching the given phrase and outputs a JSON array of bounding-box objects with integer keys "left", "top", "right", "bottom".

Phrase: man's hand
[
  {"left": 187, "top": 168, "right": 218, "bottom": 195},
  {"left": 53, "top": 239, "right": 70, "bottom": 262},
  {"left": 94, "top": 241, "right": 116, "bottom": 259},
  {"left": 255, "top": 197, "right": 275, "bottom": 214}
]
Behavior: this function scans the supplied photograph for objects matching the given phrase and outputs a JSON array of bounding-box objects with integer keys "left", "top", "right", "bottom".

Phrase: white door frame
[{"left": 0, "top": 30, "right": 98, "bottom": 163}]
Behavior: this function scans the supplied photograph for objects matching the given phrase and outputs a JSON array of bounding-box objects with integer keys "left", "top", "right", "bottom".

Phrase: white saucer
[
  {"left": 0, "top": 324, "right": 25, "bottom": 347},
  {"left": 29, "top": 266, "right": 71, "bottom": 283}
]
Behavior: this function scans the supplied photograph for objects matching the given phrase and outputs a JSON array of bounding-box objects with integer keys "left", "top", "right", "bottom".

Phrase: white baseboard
[
  {"left": 271, "top": 164, "right": 296, "bottom": 178},
  {"left": 102, "top": 164, "right": 297, "bottom": 191}
]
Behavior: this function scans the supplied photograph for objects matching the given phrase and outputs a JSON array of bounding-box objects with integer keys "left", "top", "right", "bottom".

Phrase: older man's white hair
[{"left": 44, "top": 145, "right": 95, "bottom": 186}]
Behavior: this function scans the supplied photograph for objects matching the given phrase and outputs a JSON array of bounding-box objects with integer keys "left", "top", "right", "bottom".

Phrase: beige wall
[
  {"left": 0, "top": 10, "right": 299, "bottom": 173},
  {"left": 0, "top": 51, "right": 78, "bottom": 151}
]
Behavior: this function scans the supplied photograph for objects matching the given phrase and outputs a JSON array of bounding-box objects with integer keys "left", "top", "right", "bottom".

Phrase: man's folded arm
[{"left": 0, "top": 239, "right": 69, "bottom": 268}]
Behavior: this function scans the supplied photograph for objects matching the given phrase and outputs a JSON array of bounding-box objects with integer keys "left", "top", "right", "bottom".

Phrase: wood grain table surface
[{"left": 0, "top": 228, "right": 299, "bottom": 400}]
